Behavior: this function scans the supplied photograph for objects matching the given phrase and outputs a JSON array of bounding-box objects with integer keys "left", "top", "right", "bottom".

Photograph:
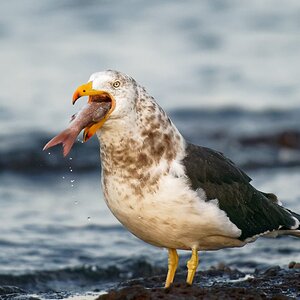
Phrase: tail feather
[
  {"left": 282, "top": 209, "right": 300, "bottom": 238},
  {"left": 43, "top": 128, "right": 78, "bottom": 157},
  {"left": 288, "top": 210, "right": 300, "bottom": 230},
  {"left": 265, "top": 208, "right": 300, "bottom": 238}
]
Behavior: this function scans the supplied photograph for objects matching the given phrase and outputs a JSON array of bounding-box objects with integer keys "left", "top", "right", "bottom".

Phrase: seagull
[{"left": 47, "top": 70, "right": 300, "bottom": 288}]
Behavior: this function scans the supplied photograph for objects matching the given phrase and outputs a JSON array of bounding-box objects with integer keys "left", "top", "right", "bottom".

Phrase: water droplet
[
  {"left": 87, "top": 217, "right": 91, "bottom": 221},
  {"left": 69, "top": 157, "right": 73, "bottom": 160},
  {"left": 74, "top": 201, "right": 78, "bottom": 205},
  {"left": 62, "top": 176, "right": 65, "bottom": 179},
  {"left": 70, "top": 180, "right": 75, "bottom": 183},
  {"left": 138, "top": 216, "right": 142, "bottom": 219},
  {"left": 71, "top": 184, "right": 74, "bottom": 187},
  {"left": 48, "top": 152, "right": 51, "bottom": 155}
]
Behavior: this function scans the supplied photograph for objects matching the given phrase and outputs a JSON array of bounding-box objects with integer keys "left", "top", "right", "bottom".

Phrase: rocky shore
[{"left": 98, "top": 263, "right": 300, "bottom": 300}]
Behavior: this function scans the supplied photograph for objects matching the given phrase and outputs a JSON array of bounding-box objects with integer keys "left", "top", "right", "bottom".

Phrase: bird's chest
[
  {"left": 101, "top": 172, "right": 159, "bottom": 226},
  {"left": 101, "top": 172, "right": 204, "bottom": 249}
]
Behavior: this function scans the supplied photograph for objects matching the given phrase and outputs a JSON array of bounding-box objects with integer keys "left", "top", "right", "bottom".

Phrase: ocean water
[{"left": 0, "top": 0, "right": 300, "bottom": 298}]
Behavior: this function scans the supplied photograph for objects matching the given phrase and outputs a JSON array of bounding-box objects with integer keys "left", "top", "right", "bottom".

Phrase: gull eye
[{"left": 112, "top": 80, "right": 121, "bottom": 88}]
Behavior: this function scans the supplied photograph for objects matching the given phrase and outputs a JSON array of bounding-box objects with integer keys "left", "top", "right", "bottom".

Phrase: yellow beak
[
  {"left": 73, "top": 82, "right": 100, "bottom": 104},
  {"left": 72, "top": 82, "right": 115, "bottom": 142}
]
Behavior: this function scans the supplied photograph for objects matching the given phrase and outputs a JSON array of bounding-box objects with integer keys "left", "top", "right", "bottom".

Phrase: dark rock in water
[
  {"left": 97, "top": 266, "right": 300, "bottom": 300},
  {"left": 239, "top": 130, "right": 300, "bottom": 150},
  {"left": 262, "top": 265, "right": 281, "bottom": 277},
  {"left": 289, "top": 261, "right": 300, "bottom": 269}
]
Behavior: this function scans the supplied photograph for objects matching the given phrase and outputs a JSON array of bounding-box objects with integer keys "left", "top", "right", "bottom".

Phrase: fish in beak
[
  {"left": 43, "top": 82, "right": 115, "bottom": 156},
  {"left": 72, "top": 82, "right": 116, "bottom": 141}
]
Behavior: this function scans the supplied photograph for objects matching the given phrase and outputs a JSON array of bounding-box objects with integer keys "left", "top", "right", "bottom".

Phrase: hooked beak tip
[
  {"left": 72, "top": 82, "right": 93, "bottom": 104},
  {"left": 72, "top": 92, "right": 80, "bottom": 105}
]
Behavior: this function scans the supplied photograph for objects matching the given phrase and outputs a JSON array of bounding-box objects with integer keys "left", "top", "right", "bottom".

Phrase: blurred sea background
[{"left": 0, "top": 0, "right": 300, "bottom": 298}]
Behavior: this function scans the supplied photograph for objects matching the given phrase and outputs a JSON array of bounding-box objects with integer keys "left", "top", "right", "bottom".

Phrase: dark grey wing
[{"left": 182, "top": 143, "right": 297, "bottom": 240}]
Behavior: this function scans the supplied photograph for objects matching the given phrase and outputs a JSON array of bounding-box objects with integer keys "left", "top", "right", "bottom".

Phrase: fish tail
[{"left": 43, "top": 129, "right": 78, "bottom": 157}]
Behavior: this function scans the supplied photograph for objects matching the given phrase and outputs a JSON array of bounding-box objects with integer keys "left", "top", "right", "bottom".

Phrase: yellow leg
[
  {"left": 165, "top": 248, "right": 179, "bottom": 288},
  {"left": 186, "top": 247, "right": 199, "bottom": 285}
]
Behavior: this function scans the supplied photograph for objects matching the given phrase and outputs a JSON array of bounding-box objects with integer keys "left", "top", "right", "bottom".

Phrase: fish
[{"left": 43, "top": 101, "right": 111, "bottom": 157}]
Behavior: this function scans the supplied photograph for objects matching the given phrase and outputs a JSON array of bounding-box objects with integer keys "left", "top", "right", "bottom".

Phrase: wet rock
[
  {"left": 263, "top": 265, "right": 281, "bottom": 277},
  {"left": 288, "top": 261, "right": 300, "bottom": 269},
  {"left": 97, "top": 266, "right": 300, "bottom": 300},
  {"left": 98, "top": 284, "right": 270, "bottom": 300}
]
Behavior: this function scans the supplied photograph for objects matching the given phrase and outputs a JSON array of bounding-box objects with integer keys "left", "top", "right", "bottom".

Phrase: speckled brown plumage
[{"left": 99, "top": 85, "right": 181, "bottom": 198}]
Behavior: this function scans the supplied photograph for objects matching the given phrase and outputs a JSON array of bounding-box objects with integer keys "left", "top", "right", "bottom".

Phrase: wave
[
  {"left": 0, "top": 259, "right": 164, "bottom": 295},
  {"left": 1, "top": 109, "right": 300, "bottom": 173}
]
